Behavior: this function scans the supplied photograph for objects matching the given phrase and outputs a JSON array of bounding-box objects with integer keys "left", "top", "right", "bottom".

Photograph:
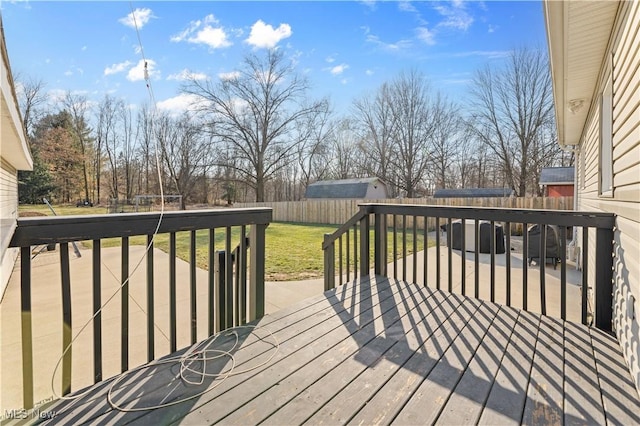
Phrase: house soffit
[{"left": 545, "top": 0, "right": 619, "bottom": 147}]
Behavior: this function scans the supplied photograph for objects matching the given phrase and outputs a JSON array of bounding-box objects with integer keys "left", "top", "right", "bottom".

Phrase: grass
[
  {"left": 18, "top": 204, "right": 433, "bottom": 281},
  {"left": 19, "top": 204, "right": 111, "bottom": 217}
]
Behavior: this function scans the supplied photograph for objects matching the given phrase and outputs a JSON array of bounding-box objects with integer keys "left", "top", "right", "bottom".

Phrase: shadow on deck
[{"left": 37, "top": 275, "right": 640, "bottom": 425}]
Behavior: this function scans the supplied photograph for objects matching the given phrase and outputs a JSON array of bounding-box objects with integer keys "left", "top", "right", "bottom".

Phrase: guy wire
[{"left": 50, "top": 1, "right": 166, "bottom": 401}]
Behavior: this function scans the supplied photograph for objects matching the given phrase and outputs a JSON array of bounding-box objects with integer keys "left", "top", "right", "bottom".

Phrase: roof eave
[
  {"left": 543, "top": 0, "right": 619, "bottom": 149},
  {"left": 1, "top": 17, "right": 32, "bottom": 171},
  {"left": 544, "top": 0, "right": 567, "bottom": 147}
]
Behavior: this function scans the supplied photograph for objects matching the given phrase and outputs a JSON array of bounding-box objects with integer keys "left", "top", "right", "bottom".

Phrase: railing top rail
[
  {"left": 322, "top": 206, "right": 371, "bottom": 250},
  {"left": 359, "top": 203, "right": 616, "bottom": 228},
  {"left": 10, "top": 208, "right": 273, "bottom": 247}
]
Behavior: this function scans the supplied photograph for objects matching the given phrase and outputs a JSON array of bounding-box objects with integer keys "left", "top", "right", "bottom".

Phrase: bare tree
[
  {"left": 136, "top": 104, "right": 157, "bottom": 195},
  {"left": 452, "top": 131, "right": 480, "bottom": 189},
  {"left": 352, "top": 82, "right": 397, "bottom": 194},
  {"left": 328, "top": 118, "right": 363, "bottom": 180},
  {"left": 468, "top": 47, "right": 556, "bottom": 196},
  {"left": 64, "top": 92, "right": 94, "bottom": 202},
  {"left": 96, "top": 95, "right": 122, "bottom": 200},
  {"left": 388, "top": 70, "right": 436, "bottom": 197},
  {"left": 183, "top": 49, "right": 327, "bottom": 202},
  {"left": 16, "top": 74, "right": 48, "bottom": 138},
  {"left": 119, "top": 103, "right": 137, "bottom": 200},
  {"left": 294, "top": 98, "right": 333, "bottom": 194},
  {"left": 155, "top": 112, "right": 212, "bottom": 209},
  {"left": 429, "top": 94, "right": 463, "bottom": 190}
]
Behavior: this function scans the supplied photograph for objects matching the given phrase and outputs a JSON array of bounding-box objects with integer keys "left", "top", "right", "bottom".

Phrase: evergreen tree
[{"left": 18, "top": 153, "right": 56, "bottom": 204}]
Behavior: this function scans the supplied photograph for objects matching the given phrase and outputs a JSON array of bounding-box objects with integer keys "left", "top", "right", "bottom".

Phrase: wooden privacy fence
[{"left": 236, "top": 197, "right": 574, "bottom": 226}]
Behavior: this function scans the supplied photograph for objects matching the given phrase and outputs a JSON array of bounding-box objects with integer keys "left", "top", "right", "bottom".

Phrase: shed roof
[
  {"left": 433, "top": 188, "right": 515, "bottom": 198},
  {"left": 305, "top": 177, "right": 386, "bottom": 199},
  {"left": 539, "top": 167, "right": 575, "bottom": 185}
]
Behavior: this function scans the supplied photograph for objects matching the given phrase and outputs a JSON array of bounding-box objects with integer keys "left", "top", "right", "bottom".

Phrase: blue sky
[{"left": 1, "top": 1, "right": 548, "bottom": 116}]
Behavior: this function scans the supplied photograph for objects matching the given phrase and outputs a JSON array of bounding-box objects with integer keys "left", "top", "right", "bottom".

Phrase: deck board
[
  {"left": 260, "top": 285, "right": 453, "bottom": 425},
  {"left": 42, "top": 275, "right": 640, "bottom": 426},
  {"left": 478, "top": 310, "right": 539, "bottom": 425},
  {"left": 301, "top": 288, "right": 466, "bottom": 425},
  {"left": 437, "top": 304, "right": 519, "bottom": 424},
  {"left": 522, "top": 314, "right": 565, "bottom": 425},
  {"left": 390, "top": 299, "right": 498, "bottom": 425},
  {"left": 341, "top": 294, "right": 481, "bottom": 425},
  {"left": 563, "top": 321, "right": 606, "bottom": 424}
]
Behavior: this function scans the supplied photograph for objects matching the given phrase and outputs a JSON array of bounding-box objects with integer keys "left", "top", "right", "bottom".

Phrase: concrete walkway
[{"left": 0, "top": 244, "right": 581, "bottom": 412}]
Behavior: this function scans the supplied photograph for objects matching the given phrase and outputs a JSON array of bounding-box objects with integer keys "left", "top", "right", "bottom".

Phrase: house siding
[
  {"left": 578, "top": 0, "right": 640, "bottom": 392},
  {"left": 0, "top": 158, "right": 19, "bottom": 298}
]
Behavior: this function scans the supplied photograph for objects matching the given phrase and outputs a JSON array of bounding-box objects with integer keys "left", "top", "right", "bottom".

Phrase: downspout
[{"left": 560, "top": 143, "right": 580, "bottom": 264}]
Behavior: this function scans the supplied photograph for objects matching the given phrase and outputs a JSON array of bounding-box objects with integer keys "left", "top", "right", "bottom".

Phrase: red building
[{"left": 539, "top": 167, "right": 574, "bottom": 197}]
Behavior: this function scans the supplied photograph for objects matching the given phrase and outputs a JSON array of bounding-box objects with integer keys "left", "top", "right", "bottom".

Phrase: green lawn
[
  {"left": 19, "top": 204, "right": 111, "bottom": 217},
  {"left": 18, "top": 204, "right": 431, "bottom": 281}
]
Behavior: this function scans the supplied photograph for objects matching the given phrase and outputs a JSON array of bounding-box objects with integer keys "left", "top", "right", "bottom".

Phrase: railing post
[
  {"left": 324, "top": 234, "right": 335, "bottom": 291},
  {"left": 374, "top": 213, "right": 387, "bottom": 276},
  {"left": 360, "top": 214, "right": 370, "bottom": 278},
  {"left": 60, "top": 243, "right": 72, "bottom": 396},
  {"left": 20, "top": 246, "right": 34, "bottom": 410},
  {"left": 215, "top": 250, "right": 226, "bottom": 331},
  {"left": 248, "top": 223, "right": 267, "bottom": 321},
  {"left": 595, "top": 227, "right": 614, "bottom": 332}
]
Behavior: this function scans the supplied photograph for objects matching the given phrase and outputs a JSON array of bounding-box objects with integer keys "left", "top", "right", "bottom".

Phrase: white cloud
[
  {"left": 104, "top": 60, "right": 132, "bottom": 76},
  {"left": 167, "top": 69, "right": 208, "bottom": 81},
  {"left": 245, "top": 20, "right": 292, "bottom": 49},
  {"left": 366, "top": 33, "right": 412, "bottom": 52},
  {"left": 64, "top": 70, "right": 73, "bottom": 76},
  {"left": 416, "top": 27, "right": 436, "bottom": 45},
  {"left": 488, "top": 24, "right": 497, "bottom": 33},
  {"left": 218, "top": 71, "right": 241, "bottom": 81},
  {"left": 119, "top": 8, "right": 154, "bottom": 29},
  {"left": 127, "top": 59, "right": 159, "bottom": 82},
  {"left": 366, "top": 69, "right": 374, "bottom": 76},
  {"left": 398, "top": 1, "right": 417, "bottom": 13},
  {"left": 434, "top": 3, "right": 473, "bottom": 31},
  {"left": 171, "top": 15, "right": 232, "bottom": 49},
  {"left": 330, "top": 64, "right": 349, "bottom": 76},
  {"left": 81, "top": 46, "right": 87, "bottom": 51},
  {"left": 326, "top": 56, "right": 336, "bottom": 63},
  {"left": 47, "top": 89, "right": 66, "bottom": 104},
  {"left": 193, "top": 26, "right": 231, "bottom": 48},
  {"left": 157, "top": 93, "right": 204, "bottom": 115}
]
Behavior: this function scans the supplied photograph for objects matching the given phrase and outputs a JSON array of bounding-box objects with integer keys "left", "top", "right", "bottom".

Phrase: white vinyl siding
[
  {"left": 0, "top": 159, "right": 19, "bottom": 297},
  {"left": 599, "top": 76, "right": 613, "bottom": 196},
  {"left": 0, "top": 159, "right": 18, "bottom": 243},
  {"left": 578, "top": 0, "right": 640, "bottom": 392}
]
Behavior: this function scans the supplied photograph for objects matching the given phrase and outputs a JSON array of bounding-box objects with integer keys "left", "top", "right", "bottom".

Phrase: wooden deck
[{"left": 43, "top": 275, "right": 640, "bottom": 425}]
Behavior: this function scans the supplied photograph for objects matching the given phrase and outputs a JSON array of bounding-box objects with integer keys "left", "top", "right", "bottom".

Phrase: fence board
[{"left": 236, "top": 197, "right": 574, "bottom": 225}]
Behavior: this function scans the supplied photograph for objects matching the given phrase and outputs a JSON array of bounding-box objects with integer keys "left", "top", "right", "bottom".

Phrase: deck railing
[
  {"left": 323, "top": 203, "right": 615, "bottom": 332},
  {"left": 8, "top": 207, "right": 271, "bottom": 410}
]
